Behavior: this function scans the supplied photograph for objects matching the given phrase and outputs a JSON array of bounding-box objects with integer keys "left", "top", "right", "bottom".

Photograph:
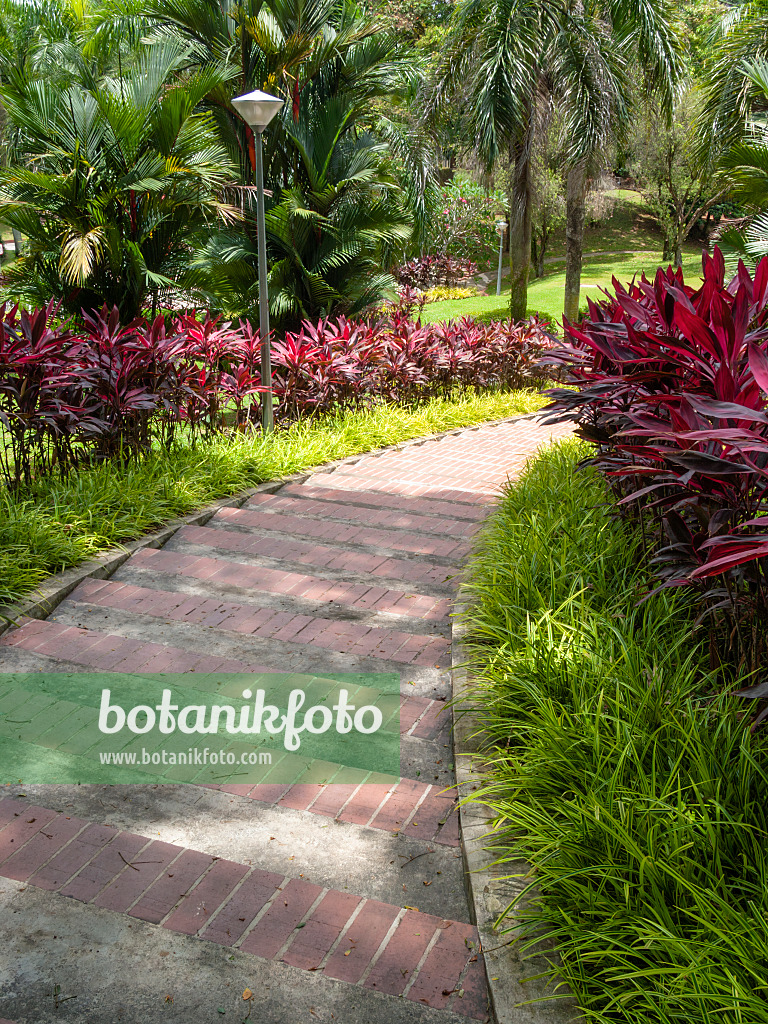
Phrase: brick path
[{"left": 0, "top": 413, "right": 572, "bottom": 1024}]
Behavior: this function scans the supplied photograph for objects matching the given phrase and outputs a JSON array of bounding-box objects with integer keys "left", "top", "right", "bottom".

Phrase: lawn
[
  {"left": 425, "top": 190, "right": 707, "bottom": 326},
  {"left": 424, "top": 249, "right": 706, "bottom": 325}
]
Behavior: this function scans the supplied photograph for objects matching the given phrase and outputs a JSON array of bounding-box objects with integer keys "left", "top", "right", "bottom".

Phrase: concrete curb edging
[
  {"left": 0, "top": 409, "right": 542, "bottom": 640},
  {"left": 451, "top": 599, "right": 580, "bottom": 1024}
]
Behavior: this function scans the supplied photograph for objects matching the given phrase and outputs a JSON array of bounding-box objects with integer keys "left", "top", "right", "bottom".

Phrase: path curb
[
  {"left": 0, "top": 410, "right": 541, "bottom": 639},
  {"left": 451, "top": 598, "right": 580, "bottom": 1023}
]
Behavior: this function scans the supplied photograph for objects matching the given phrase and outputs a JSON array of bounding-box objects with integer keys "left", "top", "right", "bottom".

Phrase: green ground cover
[
  {"left": 462, "top": 440, "right": 768, "bottom": 1023},
  {"left": 0, "top": 388, "right": 545, "bottom": 608}
]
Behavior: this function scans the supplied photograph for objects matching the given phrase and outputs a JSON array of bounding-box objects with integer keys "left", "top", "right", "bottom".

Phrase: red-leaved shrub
[
  {"left": 0, "top": 299, "right": 550, "bottom": 494},
  {"left": 543, "top": 247, "right": 768, "bottom": 681}
]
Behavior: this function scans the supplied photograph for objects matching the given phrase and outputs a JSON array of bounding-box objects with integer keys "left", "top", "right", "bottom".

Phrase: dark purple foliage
[
  {"left": 0, "top": 298, "right": 550, "bottom": 495},
  {"left": 543, "top": 246, "right": 768, "bottom": 678}
]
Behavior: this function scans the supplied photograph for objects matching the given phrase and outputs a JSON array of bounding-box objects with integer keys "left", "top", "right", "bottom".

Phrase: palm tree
[
  {"left": 191, "top": 103, "right": 411, "bottom": 324},
  {"left": 696, "top": 1, "right": 768, "bottom": 169},
  {"left": 0, "top": 38, "right": 239, "bottom": 318},
  {"left": 715, "top": 59, "right": 768, "bottom": 271},
  {"left": 435, "top": 0, "right": 681, "bottom": 323},
  {"left": 99, "top": 0, "right": 432, "bottom": 319}
]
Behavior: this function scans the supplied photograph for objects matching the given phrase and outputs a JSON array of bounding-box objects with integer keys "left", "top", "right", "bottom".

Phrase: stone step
[
  {"left": 126, "top": 546, "right": 452, "bottom": 618},
  {"left": 281, "top": 482, "right": 489, "bottom": 520},
  {"left": 211, "top": 505, "right": 470, "bottom": 563},
  {"left": 167, "top": 525, "right": 460, "bottom": 593},
  {"left": 0, "top": 798, "right": 489, "bottom": 1022},
  {"left": 5, "top": 780, "right": 460, "bottom": 897},
  {"left": 112, "top": 561, "right": 450, "bottom": 637},
  {"left": 66, "top": 579, "right": 450, "bottom": 669},
  {"left": 49, "top": 600, "right": 449, "bottom": 694},
  {"left": 0, "top": 618, "right": 455, "bottom": 783},
  {"left": 245, "top": 492, "right": 481, "bottom": 539},
  {"left": 0, "top": 616, "right": 449, "bottom": 704}
]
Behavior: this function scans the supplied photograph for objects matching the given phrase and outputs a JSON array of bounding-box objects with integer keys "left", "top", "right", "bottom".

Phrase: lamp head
[{"left": 231, "top": 89, "right": 284, "bottom": 131}]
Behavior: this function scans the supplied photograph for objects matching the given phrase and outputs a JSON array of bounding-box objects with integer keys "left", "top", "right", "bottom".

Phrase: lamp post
[
  {"left": 495, "top": 218, "right": 507, "bottom": 297},
  {"left": 231, "top": 88, "right": 285, "bottom": 433}
]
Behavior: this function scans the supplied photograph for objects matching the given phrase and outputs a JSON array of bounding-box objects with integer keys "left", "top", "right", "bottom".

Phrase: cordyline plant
[
  {"left": 0, "top": 303, "right": 265, "bottom": 490},
  {"left": 0, "top": 297, "right": 551, "bottom": 494},
  {"left": 542, "top": 246, "right": 768, "bottom": 691},
  {"left": 272, "top": 294, "right": 551, "bottom": 419}
]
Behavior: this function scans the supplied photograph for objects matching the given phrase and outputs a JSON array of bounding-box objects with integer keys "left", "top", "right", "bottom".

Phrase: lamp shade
[{"left": 231, "top": 89, "right": 284, "bottom": 130}]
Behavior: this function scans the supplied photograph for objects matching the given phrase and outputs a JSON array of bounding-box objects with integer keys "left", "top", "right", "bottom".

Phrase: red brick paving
[
  {"left": 315, "top": 417, "right": 573, "bottom": 498},
  {"left": 245, "top": 492, "right": 480, "bottom": 537},
  {"left": 280, "top": 482, "right": 490, "bottom": 520},
  {"left": 323, "top": 898, "right": 401, "bottom": 984},
  {"left": 216, "top": 505, "right": 470, "bottom": 559},
  {"left": 175, "top": 523, "right": 459, "bottom": 588},
  {"left": 0, "top": 414, "right": 571, "bottom": 1023},
  {"left": 126, "top": 548, "right": 451, "bottom": 621},
  {"left": 68, "top": 578, "right": 450, "bottom": 665},
  {"left": 363, "top": 909, "right": 442, "bottom": 996}
]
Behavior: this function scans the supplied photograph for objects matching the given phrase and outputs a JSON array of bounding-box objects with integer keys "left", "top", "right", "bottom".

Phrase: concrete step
[
  {"left": 0, "top": 616, "right": 449, "bottom": 703},
  {"left": 66, "top": 579, "right": 450, "bottom": 669},
  {"left": 48, "top": 599, "right": 449, "bottom": 695},
  {"left": 165, "top": 525, "right": 460, "bottom": 594},
  {"left": 125, "top": 546, "right": 452, "bottom": 618},
  {"left": 211, "top": 506, "right": 470, "bottom": 563},
  {"left": 244, "top": 492, "right": 481, "bottom": 539},
  {"left": 280, "top": 482, "right": 490, "bottom": 521},
  {"left": 111, "top": 561, "right": 451, "bottom": 636},
  {"left": 0, "top": 617, "right": 455, "bottom": 784},
  {"left": 2, "top": 785, "right": 463, "bottom": 912},
  {"left": 0, "top": 797, "right": 489, "bottom": 1023}
]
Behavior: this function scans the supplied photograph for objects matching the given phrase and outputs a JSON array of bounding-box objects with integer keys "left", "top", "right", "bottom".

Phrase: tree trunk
[
  {"left": 563, "top": 161, "right": 587, "bottom": 324},
  {"left": 539, "top": 222, "right": 549, "bottom": 277},
  {"left": 11, "top": 229, "right": 21, "bottom": 256},
  {"left": 508, "top": 139, "right": 532, "bottom": 322}
]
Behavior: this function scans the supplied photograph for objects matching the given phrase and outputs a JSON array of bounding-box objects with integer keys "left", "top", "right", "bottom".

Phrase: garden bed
[{"left": 461, "top": 439, "right": 768, "bottom": 1024}]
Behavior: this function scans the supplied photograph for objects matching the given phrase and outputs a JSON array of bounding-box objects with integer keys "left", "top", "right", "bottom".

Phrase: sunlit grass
[
  {"left": 423, "top": 249, "right": 706, "bottom": 326},
  {"left": 461, "top": 440, "right": 768, "bottom": 1023}
]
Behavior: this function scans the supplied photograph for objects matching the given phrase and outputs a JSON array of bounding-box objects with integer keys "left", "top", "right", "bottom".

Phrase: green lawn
[{"left": 423, "top": 248, "right": 706, "bottom": 326}]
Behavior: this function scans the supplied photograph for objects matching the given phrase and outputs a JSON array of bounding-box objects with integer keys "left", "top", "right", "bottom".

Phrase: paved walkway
[{"left": 0, "top": 413, "right": 572, "bottom": 1024}]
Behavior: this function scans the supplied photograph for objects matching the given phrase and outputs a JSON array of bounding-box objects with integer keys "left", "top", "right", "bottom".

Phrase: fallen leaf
[{"left": 243, "top": 988, "right": 253, "bottom": 1000}]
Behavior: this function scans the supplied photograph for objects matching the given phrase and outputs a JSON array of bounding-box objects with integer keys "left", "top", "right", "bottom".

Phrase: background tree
[
  {"left": 530, "top": 164, "right": 565, "bottom": 277},
  {"left": 0, "top": 39, "right": 239, "bottom": 318},
  {"left": 717, "top": 59, "right": 768, "bottom": 269},
  {"left": 432, "top": 0, "right": 681, "bottom": 323},
  {"left": 631, "top": 89, "right": 729, "bottom": 265}
]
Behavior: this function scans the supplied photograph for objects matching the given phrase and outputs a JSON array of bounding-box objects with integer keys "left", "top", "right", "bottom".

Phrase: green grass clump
[
  {"left": 462, "top": 439, "right": 768, "bottom": 1024},
  {"left": 0, "top": 388, "right": 545, "bottom": 606}
]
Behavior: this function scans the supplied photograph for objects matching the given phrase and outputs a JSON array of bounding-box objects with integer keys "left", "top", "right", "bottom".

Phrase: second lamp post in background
[
  {"left": 495, "top": 217, "right": 507, "bottom": 298},
  {"left": 231, "top": 88, "right": 284, "bottom": 434}
]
